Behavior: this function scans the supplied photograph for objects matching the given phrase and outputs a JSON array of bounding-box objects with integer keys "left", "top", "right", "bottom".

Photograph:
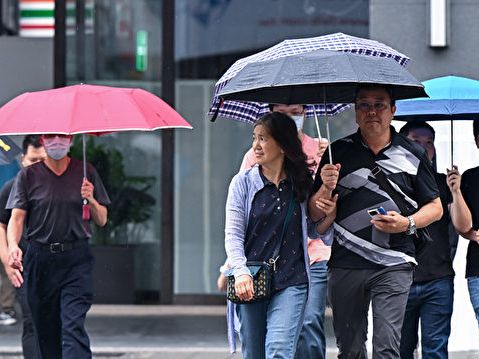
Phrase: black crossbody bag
[
  {"left": 226, "top": 194, "right": 295, "bottom": 304},
  {"left": 353, "top": 139, "right": 433, "bottom": 255}
]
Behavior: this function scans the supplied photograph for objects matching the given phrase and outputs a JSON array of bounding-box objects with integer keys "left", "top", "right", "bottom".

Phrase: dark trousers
[
  {"left": 24, "top": 242, "right": 94, "bottom": 359},
  {"left": 400, "top": 277, "right": 454, "bottom": 359},
  {"left": 17, "top": 284, "right": 40, "bottom": 359},
  {"left": 328, "top": 264, "right": 413, "bottom": 359}
]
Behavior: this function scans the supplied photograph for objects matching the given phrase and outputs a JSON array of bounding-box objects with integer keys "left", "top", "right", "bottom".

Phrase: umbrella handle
[
  {"left": 322, "top": 88, "right": 333, "bottom": 164},
  {"left": 81, "top": 134, "right": 90, "bottom": 221},
  {"left": 312, "top": 107, "right": 322, "bottom": 139},
  {"left": 326, "top": 118, "right": 333, "bottom": 164},
  {"left": 82, "top": 199, "right": 90, "bottom": 221}
]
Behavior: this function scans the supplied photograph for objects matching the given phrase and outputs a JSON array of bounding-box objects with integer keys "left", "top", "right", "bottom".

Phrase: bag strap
[
  {"left": 352, "top": 138, "right": 411, "bottom": 215},
  {"left": 269, "top": 190, "right": 295, "bottom": 270}
]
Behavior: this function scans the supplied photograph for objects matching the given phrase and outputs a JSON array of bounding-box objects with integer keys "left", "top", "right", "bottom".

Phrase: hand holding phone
[{"left": 367, "top": 206, "right": 387, "bottom": 218}]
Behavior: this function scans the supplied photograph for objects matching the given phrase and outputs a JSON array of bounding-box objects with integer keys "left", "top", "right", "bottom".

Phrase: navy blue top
[{"left": 244, "top": 170, "right": 307, "bottom": 292}]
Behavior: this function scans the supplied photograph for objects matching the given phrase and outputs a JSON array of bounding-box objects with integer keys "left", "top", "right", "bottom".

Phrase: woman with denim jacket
[{"left": 224, "top": 112, "right": 335, "bottom": 359}]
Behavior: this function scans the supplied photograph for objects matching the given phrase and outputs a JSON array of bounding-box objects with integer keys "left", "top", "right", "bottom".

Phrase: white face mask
[
  {"left": 43, "top": 136, "right": 71, "bottom": 160},
  {"left": 290, "top": 115, "right": 304, "bottom": 131}
]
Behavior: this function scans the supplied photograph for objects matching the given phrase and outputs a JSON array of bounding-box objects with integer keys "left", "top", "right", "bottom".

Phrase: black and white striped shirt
[{"left": 313, "top": 128, "right": 439, "bottom": 269}]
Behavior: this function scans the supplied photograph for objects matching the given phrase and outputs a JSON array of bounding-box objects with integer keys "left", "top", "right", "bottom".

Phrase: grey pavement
[{"left": 0, "top": 305, "right": 477, "bottom": 358}]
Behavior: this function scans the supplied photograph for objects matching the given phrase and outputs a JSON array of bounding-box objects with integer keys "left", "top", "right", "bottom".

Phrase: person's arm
[
  {"left": 309, "top": 163, "right": 341, "bottom": 221},
  {"left": 446, "top": 166, "right": 473, "bottom": 233},
  {"left": 7, "top": 208, "right": 26, "bottom": 271},
  {"left": 461, "top": 228, "right": 479, "bottom": 243},
  {"left": 224, "top": 174, "right": 254, "bottom": 301},
  {"left": 0, "top": 223, "right": 8, "bottom": 266},
  {"left": 0, "top": 223, "right": 23, "bottom": 287},
  {"left": 372, "top": 197, "right": 443, "bottom": 233},
  {"left": 314, "top": 194, "right": 338, "bottom": 234},
  {"left": 81, "top": 178, "right": 108, "bottom": 227}
]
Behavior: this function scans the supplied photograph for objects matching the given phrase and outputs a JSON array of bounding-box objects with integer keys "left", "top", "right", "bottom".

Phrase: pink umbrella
[
  {"left": 0, "top": 84, "right": 193, "bottom": 218},
  {"left": 0, "top": 84, "right": 192, "bottom": 135}
]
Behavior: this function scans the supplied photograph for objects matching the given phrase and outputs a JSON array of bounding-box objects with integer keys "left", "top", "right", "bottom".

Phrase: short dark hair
[
  {"left": 22, "top": 135, "right": 42, "bottom": 155},
  {"left": 355, "top": 84, "right": 396, "bottom": 107},
  {"left": 399, "top": 120, "right": 435, "bottom": 140},
  {"left": 474, "top": 121, "right": 479, "bottom": 139}
]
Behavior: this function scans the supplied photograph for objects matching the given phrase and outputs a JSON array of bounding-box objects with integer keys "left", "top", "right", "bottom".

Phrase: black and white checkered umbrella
[{"left": 209, "top": 32, "right": 410, "bottom": 124}]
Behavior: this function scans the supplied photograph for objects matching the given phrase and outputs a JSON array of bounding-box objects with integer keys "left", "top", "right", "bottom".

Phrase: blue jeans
[
  {"left": 236, "top": 284, "right": 307, "bottom": 359},
  {"left": 295, "top": 261, "right": 328, "bottom": 359},
  {"left": 400, "top": 277, "right": 454, "bottom": 359},
  {"left": 467, "top": 276, "right": 479, "bottom": 328}
]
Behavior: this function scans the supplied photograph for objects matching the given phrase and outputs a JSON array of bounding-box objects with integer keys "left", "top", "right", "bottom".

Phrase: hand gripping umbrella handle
[{"left": 82, "top": 198, "right": 91, "bottom": 221}]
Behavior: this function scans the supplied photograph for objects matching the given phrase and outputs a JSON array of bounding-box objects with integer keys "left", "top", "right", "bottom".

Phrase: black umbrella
[
  {"left": 218, "top": 49, "right": 427, "bottom": 105},
  {"left": 218, "top": 49, "right": 426, "bottom": 162}
]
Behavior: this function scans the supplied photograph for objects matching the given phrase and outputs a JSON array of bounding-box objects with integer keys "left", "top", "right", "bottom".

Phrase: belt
[{"left": 31, "top": 239, "right": 89, "bottom": 253}]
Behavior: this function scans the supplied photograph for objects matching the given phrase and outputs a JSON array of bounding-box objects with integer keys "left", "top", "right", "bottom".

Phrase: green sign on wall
[{"left": 136, "top": 30, "right": 148, "bottom": 72}]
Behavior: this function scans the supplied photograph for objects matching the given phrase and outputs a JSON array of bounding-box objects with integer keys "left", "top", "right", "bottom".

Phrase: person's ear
[{"left": 390, "top": 104, "right": 396, "bottom": 116}]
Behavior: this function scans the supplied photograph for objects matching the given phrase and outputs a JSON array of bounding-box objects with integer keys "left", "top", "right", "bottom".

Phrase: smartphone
[{"left": 367, "top": 206, "right": 387, "bottom": 218}]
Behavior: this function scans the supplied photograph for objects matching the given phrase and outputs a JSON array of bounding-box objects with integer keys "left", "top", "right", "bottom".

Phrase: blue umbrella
[{"left": 395, "top": 75, "right": 479, "bottom": 166}]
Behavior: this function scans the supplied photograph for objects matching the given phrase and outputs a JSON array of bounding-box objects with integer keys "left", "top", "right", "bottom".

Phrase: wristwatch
[{"left": 406, "top": 215, "right": 417, "bottom": 235}]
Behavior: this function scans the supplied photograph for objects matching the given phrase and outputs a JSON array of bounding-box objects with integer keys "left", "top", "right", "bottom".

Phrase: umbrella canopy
[
  {"left": 0, "top": 84, "right": 193, "bottom": 136},
  {"left": 0, "top": 84, "right": 192, "bottom": 220},
  {"left": 218, "top": 49, "right": 427, "bottom": 105},
  {"left": 0, "top": 135, "right": 21, "bottom": 165},
  {"left": 395, "top": 75, "right": 479, "bottom": 167},
  {"left": 395, "top": 75, "right": 479, "bottom": 121},
  {"left": 209, "top": 32, "right": 411, "bottom": 123}
]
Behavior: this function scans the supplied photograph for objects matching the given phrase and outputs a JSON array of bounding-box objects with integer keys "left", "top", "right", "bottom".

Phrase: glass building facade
[{"left": 58, "top": 0, "right": 369, "bottom": 304}]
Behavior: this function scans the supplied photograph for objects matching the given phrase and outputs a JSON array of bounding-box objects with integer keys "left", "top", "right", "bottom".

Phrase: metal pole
[
  {"left": 160, "top": 0, "right": 175, "bottom": 304},
  {"left": 450, "top": 118, "right": 454, "bottom": 167},
  {"left": 75, "top": 0, "right": 86, "bottom": 82},
  {"left": 54, "top": 0, "right": 67, "bottom": 88}
]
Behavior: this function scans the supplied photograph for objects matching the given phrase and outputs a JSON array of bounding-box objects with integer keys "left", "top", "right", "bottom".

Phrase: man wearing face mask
[
  {"left": 6, "top": 134, "right": 110, "bottom": 359},
  {"left": 218, "top": 103, "right": 332, "bottom": 359}
]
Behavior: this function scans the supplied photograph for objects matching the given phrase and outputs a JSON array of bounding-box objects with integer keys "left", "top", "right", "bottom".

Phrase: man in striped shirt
[{"left": 309, "top": 85, "right": 443, "bottom": 358}]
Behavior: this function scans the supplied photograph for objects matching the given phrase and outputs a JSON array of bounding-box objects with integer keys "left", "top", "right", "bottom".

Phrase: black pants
[
  {"left": 24, "top": 241, "right": 94, "bottom": 359},
  {"left": 17, "top": 284, "right": 40, "bottom": 359},
  {"left": 328, "top": 264, "right": 413, "bottom": 359}
]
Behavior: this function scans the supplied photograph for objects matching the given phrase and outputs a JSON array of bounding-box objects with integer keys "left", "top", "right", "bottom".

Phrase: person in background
[
  {"left": 225, "top": 112, "right": 334, "bottom": 359},
  {"left": 309, "top": 85, "right": 443, "bottom": 358},
  {"left": 0, "top": 141, "right": 21, "bottom": 326},
  {"left": 218, "top": 103, "right": 331, "bottom": 359},
  {"left": 398, "top": 121, "right": 472, "bottom": 359},
  {"left": 459, "top": 120, "right": 479, "bottom": 329},
  {"left": 6, "top": 134, "right": 110, "bottom": 359},
  {"left": 0, "top": 135, "right": 45, "bottom": 358}
]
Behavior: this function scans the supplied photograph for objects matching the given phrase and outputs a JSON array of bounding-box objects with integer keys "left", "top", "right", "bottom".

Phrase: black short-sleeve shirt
[
  {"left": 0, "top": 178, "right": 14, "bottom": 225},
  {"left": 461, "top": 166, "right": 479, "bottom": 278},
  {"left": 413, "top": 173, "right": 455, "bottom": 282},
  {"left": 312, "top": 128, "right": 440, "bottom": 269},
  {"left": 6, "top": 158, "right": 111, "bottom": 244}
]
